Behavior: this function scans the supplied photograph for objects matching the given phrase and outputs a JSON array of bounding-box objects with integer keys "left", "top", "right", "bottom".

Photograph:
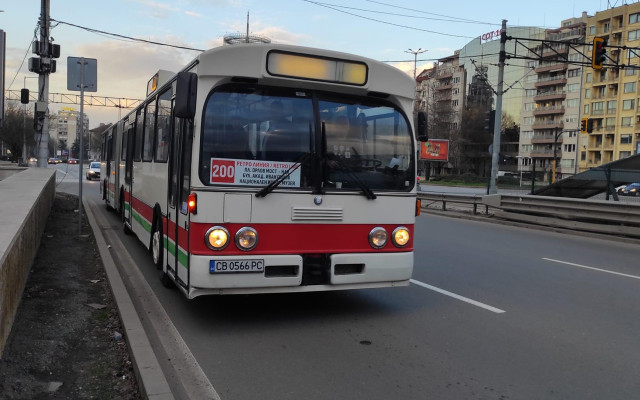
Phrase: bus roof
[{"left": 195, "top": 43, "right": 415, "bottom": 101}]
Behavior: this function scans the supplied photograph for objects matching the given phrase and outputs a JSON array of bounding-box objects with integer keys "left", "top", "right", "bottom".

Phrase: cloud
[{"left": 184, "top": 10, "right": 204, "bottom": 18}]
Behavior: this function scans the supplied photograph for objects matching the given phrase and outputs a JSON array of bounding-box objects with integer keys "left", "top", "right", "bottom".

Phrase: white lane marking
[
  {"left": 542, "top": 258, "right": 640, "bottom": 280},
  {"left": 410, "top": 279, "right": 506, "bottom": 314}
]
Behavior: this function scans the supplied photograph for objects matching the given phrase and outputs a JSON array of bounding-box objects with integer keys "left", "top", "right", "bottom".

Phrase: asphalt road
[{"left": 59, "top": 166, "right": 640, "bottom": 400}]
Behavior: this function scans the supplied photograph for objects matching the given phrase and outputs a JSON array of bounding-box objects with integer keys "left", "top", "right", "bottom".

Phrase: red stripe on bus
[
  {"left": 166, "top": 218, "right": 189, "bottom": 250},
  {"left": 189, "top": 222, "right": 413, "bottom": 256},
  {"left": 131, "top": 195, "right": 154, "bottom": 223}
]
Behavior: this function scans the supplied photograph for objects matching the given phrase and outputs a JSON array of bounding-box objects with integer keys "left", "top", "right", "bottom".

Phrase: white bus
[{"left": 101, "top": 43, "right": 428, "bottom": 299}]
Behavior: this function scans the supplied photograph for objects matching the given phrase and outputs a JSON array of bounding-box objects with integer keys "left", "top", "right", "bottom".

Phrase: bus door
[
  {"left": 105, "top": 132, "right": 114, "bottom": 204},
  {"left": 168, "top": 114, "right": 193, "bottom": 287},
  {"left": 123, "top": 122, "right": 136, "bottom": 229}
]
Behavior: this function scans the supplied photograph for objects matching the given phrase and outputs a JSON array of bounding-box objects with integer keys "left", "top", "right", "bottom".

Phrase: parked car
[
  {"left": 68, "top": 158, "right": 78, "bottom": 164},
  {"left": 619, "top": 182, "right": 640, "bottom": 196},
  {"left": 85, "top": 161, "right": 101, "bottom": 180}
]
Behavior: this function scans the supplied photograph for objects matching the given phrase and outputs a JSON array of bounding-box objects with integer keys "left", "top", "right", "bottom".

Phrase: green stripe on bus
[
  {"left": 132, "top": 209, "right": 152, "bottom": 233},
  {"left": 165, "top": 236, "right": 189, "bottom": 270}
]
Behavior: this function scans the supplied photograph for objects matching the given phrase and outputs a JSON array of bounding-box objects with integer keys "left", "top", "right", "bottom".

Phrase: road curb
[{"left": 84, "top": 197, "right": 175, "bottom": 400}]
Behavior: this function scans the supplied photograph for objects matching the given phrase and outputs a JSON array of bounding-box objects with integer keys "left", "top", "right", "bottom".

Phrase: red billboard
[{"left": 420, "top": 139, "right": 449, "bottom": 161}]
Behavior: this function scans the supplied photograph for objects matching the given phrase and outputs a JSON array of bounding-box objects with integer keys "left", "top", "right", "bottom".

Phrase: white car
[{"left": 86, "top": 161, "right": 101, "bottom": 180}]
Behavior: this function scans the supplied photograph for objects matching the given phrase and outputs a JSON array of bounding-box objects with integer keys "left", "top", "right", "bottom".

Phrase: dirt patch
[{"left": 0, "top": 192, "right": 141, "bottom": 400}]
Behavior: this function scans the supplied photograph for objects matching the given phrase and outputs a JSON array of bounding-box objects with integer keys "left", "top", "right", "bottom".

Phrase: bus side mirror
[
  {"left": 175, "top": 71, "right": 197, "bottom": 119},
  {"left": 416, "top": 111, "right": 428, "bottom": 142}
]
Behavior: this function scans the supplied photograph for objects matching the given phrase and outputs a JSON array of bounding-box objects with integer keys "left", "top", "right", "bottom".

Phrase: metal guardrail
[
  {"left": 418, "top": 192, "right": 640, "bottom": 238},
  {"left": 418, "top": 192, "right": 487, "bottom": 215}
]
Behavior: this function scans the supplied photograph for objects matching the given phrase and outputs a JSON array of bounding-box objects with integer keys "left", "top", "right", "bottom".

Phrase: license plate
[{"left": 210, "top": 259, "right": 264, "bottom": 273}]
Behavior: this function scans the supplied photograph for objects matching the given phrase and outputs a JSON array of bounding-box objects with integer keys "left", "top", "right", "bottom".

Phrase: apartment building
[
  {"left": 581, "top": 4, "right": 640, "bottom": 171},
  {"left": 520, "top": 14, "right": 588, "bottom": 181},
  {"left": 54, "top": 107, "right": 89, "bottom": 152},
  {"left": 415, "top": 52, "right": 465, "bottom": 175}
]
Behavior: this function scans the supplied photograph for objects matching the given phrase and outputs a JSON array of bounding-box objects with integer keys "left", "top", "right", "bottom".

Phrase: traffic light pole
[{"left": 488, "top": 19, "right": 507, "bottom": 195}]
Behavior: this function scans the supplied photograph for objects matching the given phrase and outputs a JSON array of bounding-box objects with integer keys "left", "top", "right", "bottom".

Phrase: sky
[{"left": 2, "top": 0, "right": 606, "bottom": 128}]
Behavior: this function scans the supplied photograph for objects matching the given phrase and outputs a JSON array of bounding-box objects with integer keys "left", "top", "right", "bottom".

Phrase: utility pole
[
  {"left": 405, "top": 48, "right": 427, "bottom": 80},
  {"left": 488, "top": 20, "right": 507, "bottom": 194},
  {"left": 31, "top": 0, "right": 59, "bottom": 167}
]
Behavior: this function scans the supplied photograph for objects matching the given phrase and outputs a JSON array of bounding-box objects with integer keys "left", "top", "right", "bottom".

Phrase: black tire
[
  {"left": 159, "top": 268, "right": 174, "bottom": 288},
  {"left": 151, "top": 214, "right": 163, "bottom": 270}
]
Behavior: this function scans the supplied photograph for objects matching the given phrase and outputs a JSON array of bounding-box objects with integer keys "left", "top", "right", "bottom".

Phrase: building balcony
[
  {"left": 532, "top": 121, "right": 564, "bottom": 130},
  {"left": 534, "top": 77, "right": 567, "bottom": 88},
  {"left": 435, "top": 83, "right": 452, "bottom": 91},
  {"left": 541, "top": 46, "right": 569, "bottom": 58},
  {"left": 534, "top": 62, "right": 568, "bottom": 74},
  {"left": 533, "top": 106, "right": 565, "bottom": 116},
  {"left": 530, "top": 149, "right": 555, "bottom": 158},
  {"left": 534, "top": 91, "right": 566, "bottom": 102},
  {"left": 531, "top": 133, "right": 563, "bottom": 144},
  {"left": 436, "top": 71, "right": 453, "bottom": 80}
]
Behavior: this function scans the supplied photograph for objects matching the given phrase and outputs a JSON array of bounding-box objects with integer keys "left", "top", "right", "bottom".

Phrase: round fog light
[
  {"left": 369, "top": 227, "right": 388, "bottom": 249},
  {"left": 205, "top": 226, "right": 229, "bottom": 250},
  {"left": 235, "top": 227, "right": 258, "bottom": 251},
  {"left": 392, "top": 227, "right": 410, "bottom": 247}
]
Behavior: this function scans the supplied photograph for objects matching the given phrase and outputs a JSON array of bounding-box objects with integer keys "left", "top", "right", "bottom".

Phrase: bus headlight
[
  {"left": 205, "top": 226, "right": 230, "bottom": 251},
  {"left": 392, "top": 227, "right": 410, "bottom": 247},
  {"left": 369, "top": 227, "right": 387, "bottom": 249},
  {"left": 235, "top": 227, "right": 258, "bottom": 251}
]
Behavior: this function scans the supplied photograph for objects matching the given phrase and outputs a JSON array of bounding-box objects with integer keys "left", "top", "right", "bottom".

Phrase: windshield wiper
[
  {"left": 327, "top": 155, "right": 377, "bottom": 200},
  {"left": 255, "top": 152, "right": 314, "bottom": 198}
]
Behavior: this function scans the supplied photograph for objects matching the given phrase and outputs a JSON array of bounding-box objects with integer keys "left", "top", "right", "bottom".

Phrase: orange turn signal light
[{"left": 188, "top": 193, "right": 197, "bottom": 214}]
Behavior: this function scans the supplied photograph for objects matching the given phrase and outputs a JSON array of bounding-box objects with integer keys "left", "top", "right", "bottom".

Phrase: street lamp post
[{"left": 405, "top": 48, "right": 427, "bottom": 80}]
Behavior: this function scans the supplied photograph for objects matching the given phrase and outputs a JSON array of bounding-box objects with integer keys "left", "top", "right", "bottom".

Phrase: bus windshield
[{"left": 199, "top": 84, "right": 414, "bottom": 192}]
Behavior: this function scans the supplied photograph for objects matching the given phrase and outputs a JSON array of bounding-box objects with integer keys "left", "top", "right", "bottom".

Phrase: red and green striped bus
[{"left": 101, "top": 43, "right": 427, "bottom": 299}]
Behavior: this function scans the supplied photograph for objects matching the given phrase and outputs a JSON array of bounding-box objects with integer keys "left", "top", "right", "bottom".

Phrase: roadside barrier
[{"left": 418, "top": 192, "right": 640, "bottom": 238}]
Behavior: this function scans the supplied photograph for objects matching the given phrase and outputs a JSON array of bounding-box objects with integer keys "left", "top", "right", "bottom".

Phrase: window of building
[
  {"left": 565, "top": 115, "right": 578, "bottom": 123},
  {"left": 526, "top": 89, "right": 537, "bottom": 97},
  {"left": 625, "top": 68, "right": 638, "bottom": 76},
  {"left": 568, "top": 69, "right": 581, "bottom": 78},
  {"left": 584, "top": 104, "right": 590, "bottom": 114},
  {"left": 630, "top": 12, "right": 640, "bottom": 24},
  {"left": 523, "top": 117, "right": 535, "bottom": 125},
  {"left": 620, "top": 151, "right": 632, "bottom": 158},
  {"left": 524, "top": 102, "right": 535, "bottom": 111},
  {"left": 629, "top": 30, "right": 640, "bottom": 41},
  {"left": 621, "top": 134, "right": 633, "bottom": 144},
  {"left": 567, "top": 98, "right": 579, "bottom": 108},
  {"left": 622, "top": 117, "right": 633, "bottom": 127},
  {"left": 623, "top": 99, "right": 635, "bottom": 110},
  {"left": 624, "top": 82, "right": 636, "bottom": 93},
  {"left": 628, "top": 49, "right": 638, "bottom": 60},
  {"left": 589, "top": 25, "right": 596, "bottom": 35},
  {"left": 581, "top": 151, "right": 586, "bottom": 161},
  {"left": 592, "top": 101, "right": 604, "bottom": 113},
  {"left": 608, "top": 100, "right": 618, "bottom": 111},
  {"left": 586, "top": 72, "right": 592, "bottom": 83},
  {"left": 606, "top": 117, "right": 616, "bottom": 129},
  {"left": 568, "top": 83, "right": 580, "bottom": 93},
  {"left": 585, "top": 88, "right": 591, "bottom": 99}
]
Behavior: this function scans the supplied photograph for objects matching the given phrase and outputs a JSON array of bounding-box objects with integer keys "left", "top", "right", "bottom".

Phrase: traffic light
[
  {"left": 580, "top": 118, "right": 587, "bottom": 133},
  {"left": 20, "top": 89, "right": 29, "bottom": 104},
  {"left": 587, "top": 118, "right": 594, "bottom": 133},
  {"left": 484, "top": 110, "right": 495, "bottom": 132},
  {"left": 592, "top": 37, "right": 607, "bottom": 69}
]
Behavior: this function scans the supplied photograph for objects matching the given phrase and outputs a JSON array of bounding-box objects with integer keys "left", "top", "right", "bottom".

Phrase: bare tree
[{"left": 0, "top": 101, "right": 36, "bottom": 160}]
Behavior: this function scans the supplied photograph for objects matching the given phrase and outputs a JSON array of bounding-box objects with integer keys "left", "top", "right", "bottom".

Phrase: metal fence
[{"left": 417, "top": 189, "right": 640, "bottom": 238}]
